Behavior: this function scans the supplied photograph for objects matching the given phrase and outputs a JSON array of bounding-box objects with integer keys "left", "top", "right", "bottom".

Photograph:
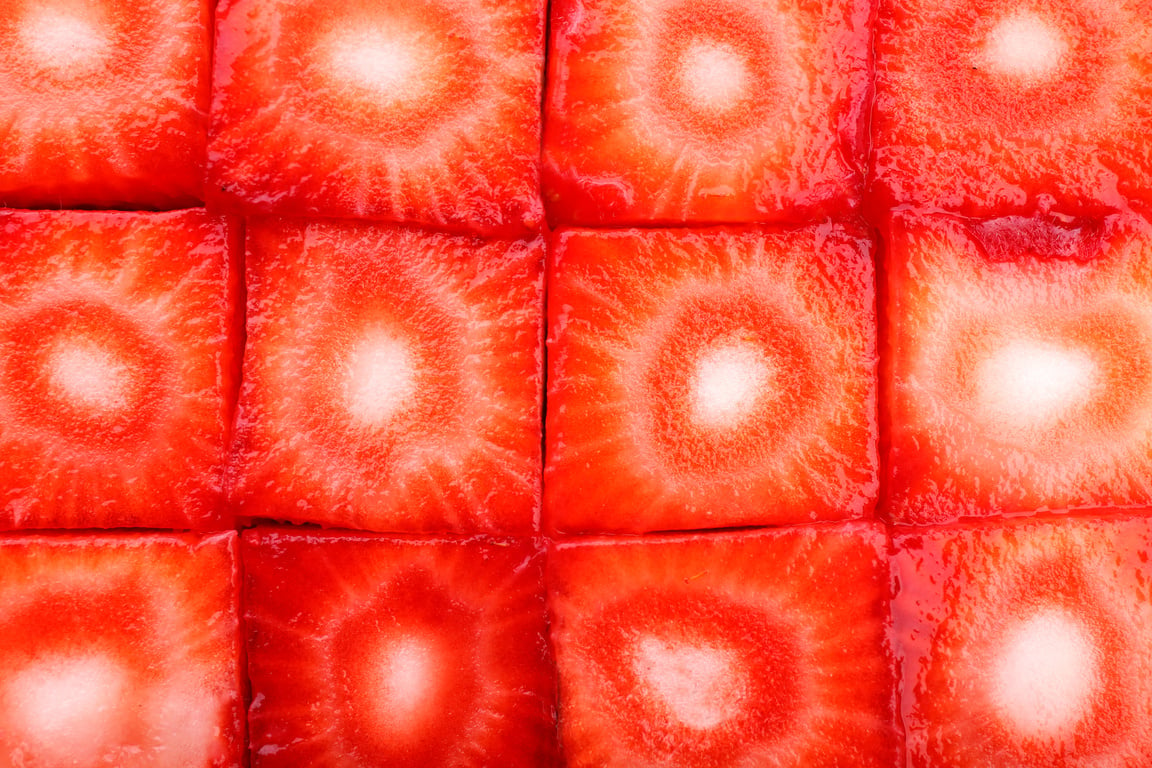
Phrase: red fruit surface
[
  {"left": 0, "top": 0, "right": 210, "bottom": 209},
  {"left": 231, "top": 219, "right": 543, "bottom": 534},
  {"left": 872, "top": 0, "right": 1152, "bottom": 216},
  {"left": 893, "top": 515, "right": 1152, "bottom": 766},
  {"left": 545, "top": 225, "right": 878, "bottom": 533},
  {"left": 0, "top": 209, "right": 241, "bottom": 530},
  {"left": 548, "top": 523, "right": 899, "bottom": 768},
  {"left": 0, "top": 531, "right": 243, "bottom": 768},
  {"left": 886, "top": 211, "right": 1152, "bottom": 524},
  {"left": 242, "top": 528, "right": 556, "bottom": 768},
  {"left": 541, "top": 0, "right": 871, "bottom": 226},
  {"left": 208, "top": 0, "right": 545, "bottom": 234}
]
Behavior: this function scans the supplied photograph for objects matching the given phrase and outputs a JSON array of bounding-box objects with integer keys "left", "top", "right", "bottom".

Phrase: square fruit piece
[
  {"left": 208, "top": 0, "right": 545, "bottom": 234},
  {"left": 541, "top": 0, "right": 871, "bottom": 226},
  {"left": 887, "top": 212, "right": 1152, "bottom": 525},
  {"left": 548, "top": 523, "right": 899, "bottom": 768},
  {"left": 893, "top": 515, "right": 1152, "bottom": 766},
  {"left": 231, "top": 219, "right": 543, "bottom": 534},
  {"left": 0, "top": 0, "right": 210, "bottom": 209},
  {"left": 0, "top": 209, "right": 241, "bottom": 530},
  {"left": 243, "top": 529, "right": 557, "bottom": 767},
  {"left": 873, "top": 0, "right": 1152, "bottom": 216},
  {"left": 545, "top": 225, "right": 878, "bottom": 534},
  {"left": 0, "top": 532, "right": 243, "bottom": 768}
]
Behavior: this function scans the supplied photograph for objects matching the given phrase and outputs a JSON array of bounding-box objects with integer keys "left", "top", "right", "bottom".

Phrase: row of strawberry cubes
[{"left": 6, "top": 0, "right": 1152, "bottom": 229}]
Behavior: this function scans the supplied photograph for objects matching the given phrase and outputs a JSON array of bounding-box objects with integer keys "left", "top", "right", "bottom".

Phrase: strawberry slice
[
  {"left": 0, "top": 0, "right": 210, "bottom": 209},
  {"left": 548, "top": 523, "right": 899, "bottom": 767},
  {"left": 541, "top": 0, "right": 871, "bottom": 226},
  {"left": 886, "top": 211, "right": 1152, "bottom": 524},
  {"left": 0, "top": 209, "right": 241, "bottom": 530},
  {"left": 545, "top": 225, "right": 878, "bottom": 534},
  {"left": 242, "top": 528, "right": 556, "bottom": 767},
  {"left": 0, "top": 531, "right": 242, "bottom": 767},
  {"left": 893, "top": 515, "right": 1152, "bottom": 766},
  {"left": 208, "top": 0, "right": 545, "bottom": 234},
  {"left": 872, "top": 0, "right": 1152, "bottom": 216},
  {"left": 231, "top": 219, "right": 543, "bottom": 534}
]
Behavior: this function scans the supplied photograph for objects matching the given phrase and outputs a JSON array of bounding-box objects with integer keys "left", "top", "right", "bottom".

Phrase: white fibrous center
[
  {"left": 343, "top": 331, "right": 417, "bottom": 427},
  {"left": 978, "top": 11, "right": 1068, "bottom": 81},
  {"left": 375, "top": 637, "right": 438, "bottom": 729},
  {"left": 327, "top": 27, "right": 430, "bottom": 104},
  {"left": 690, "top": 341, "right": 772, "bottom": 428},
  {"left": 975, "top": 339, "right": 1098, "bottom": 433},
  {"left": 19, "top": 7, "right": 110, "bottom": 74},
  {"left": 991, "top": 609, "right": 1100, "bottom": 741},
  {"left": 633, "top": 636, "right": 745, "bottom": 730},
  {"left": 48, "top": 340, "right": 131, "bottom": 414},
  {"left": 679, "top": 42, "right": 749, "bottom": 111}
]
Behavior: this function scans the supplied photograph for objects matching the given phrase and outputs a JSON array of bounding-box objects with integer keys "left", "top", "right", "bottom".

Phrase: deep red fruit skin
[
  {"left": 0, "top": 531, "right": 244, "bottom": 768},
  {"left": 0, "top": 0, "right": 210, "bottom": 209},
  {"left": 242, "top": 528, "right": 558, "bottom": 768},
  {"left": 871, "top": 0, "right": 1152, "bottom": 217},
  {"left": 545, "top": 224, "right": 878, "bottom": 534},
  {"left": 548, "top": 523, "right": 900, "bottom": 768},
  {"left": 207, "top": 0, "right": 546, "bottom": 235},
  {"left": 542, "top": 0, "right": 872, "bottom": 226},
  {"left": 893, "top": 515, "right": 1152, "bottom": 767},
  {"left": 0, "top": 209, "right": 241, "bottom": 531}
]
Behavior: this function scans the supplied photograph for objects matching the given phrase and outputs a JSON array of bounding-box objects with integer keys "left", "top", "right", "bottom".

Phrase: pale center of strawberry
[
  {"left": 327, "top": 27, "right": 430, "bottom": 104},
  {"left": 343, "top": 331, "right": 417, "bottom": 427},
  {"left": 633, "top": 636, "right": 746, "bottom": 730},
  {"left": 47, "top": 339, "right": 132, "bottom": 414},
  {"left": 691, "top": 341, "right": 773, "bottom": 429},
  {"left": 375, "top": 636, "right": 438, "bottom": 729},
  {"left": 679, "top": 42, "right": 749, "bottom": 112},
  {"left": 991, "top": 609, "right": 1100, "bottom": 741},
  {"left": 978, "top": 11, "right": 1068, "bottom": 82},
  {"left": 18, "top": 6, "right": 110, "bottom": 74},
  {"left": 975, "top": 339, "right": 1098, "bottom": 434}
]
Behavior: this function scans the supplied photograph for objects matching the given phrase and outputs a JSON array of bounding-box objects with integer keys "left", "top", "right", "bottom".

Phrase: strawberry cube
[
  {"left": 873, "top": 0, "right": 1152, "bottom": 216},
  {"left": 545, "top": 225, "right": 878, "bottom": 533},
  {"left": 208, "top": 0, "right": 546, "bottom": 234},
  {"left": 231, "top": 219, "right": 543, "bottom": 534},
  {"left": 0, "top": 0, "right": 211, "bottom": 209},
  {"left": 0, "top": 532, "right": 243, "bottom": 767},
  {"left": 0, "top": 209, "right": 241, "bottom": 530},
  {"left": 541, "top": 0, "right": 871, "bottom": 226},
  {"left": 886, "top": 212, "right": 1152, "bottom": 524},
  {"left": 893, "top": 515, "right": 1152, "bottom": 765},
  {"left": 548, "top": 523, "right": 899, "bottom": 768},
  {"left": 242, "top": 528, "right": 557, "bottom": 767}
]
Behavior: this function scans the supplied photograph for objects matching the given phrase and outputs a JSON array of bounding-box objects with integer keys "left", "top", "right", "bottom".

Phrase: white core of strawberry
[
  {"left": 328, "top": 28, "right": 427, "bottom": 104},
  {"left": 691, "top": 341, "right": 771, "bottom": 429},
  {"left": 343, "top": 331, "right": 417, "bottom": 428},
  {"left": 633, "top": 637, "right": 745, "bottom": 730},
  {"left": 376, "top": 637, "right": 437, "bottom": 729},
  {"left": 975, "top": 339, "right": 1098, "bottom": 433},
  {"left": 978, "top": 11, "right": 1068, "bottom": 81},
  {"left": 18, "top": 7, "right": 110, "bottom": 74},
  {"left": 991, "top": 609, "right": 1099, "bottom": 741},
  {"left": 48, "top": 340, "right": 131, "bottom": 414},
  {"left": 679, "top": 43, "right": 749, "bottom": 112}
]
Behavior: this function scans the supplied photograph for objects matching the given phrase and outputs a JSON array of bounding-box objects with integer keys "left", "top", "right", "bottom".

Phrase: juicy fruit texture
[
  {"left": 0, "top": 209, "right": 241, "bottom": 530},
  {"left": 548, "top": 523, "right": 898, "bottom": 768},
  {"left": 0, "top": 0, "right": 211, "bottom": 209},
  {"left": 545, "top": 225, "right": 878, "bottom": 533},
  {"left": 0, "top": 532, "right": 243, "bottom": 768},
  {"left": 231, "top": 219, "right": 543, "bottom": 534},
  {"left": 886, "top": 212, "right": 1152, "bottom": 524},
  {"left": 242, "top": 529, "right": 556, "bottom": 767},
  {"left": 872, "top": 0, "right": 1152, "bottom": 216},
  {"left": 542, "top": 0, "right": 871, "bottom": 225},
  {"left": 208, "top": 0, "right": 546, "bottom": 233},
  {"left": 893, "top": 516, "right": 1152, "bottom": 766}
]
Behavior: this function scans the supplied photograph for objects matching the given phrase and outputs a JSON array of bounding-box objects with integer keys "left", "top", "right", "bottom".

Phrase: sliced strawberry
[
  {"left": 0, "top": 209, "right": 240, "bottom": 530},
  {"left": 886, "top": 211, "right": 1152, "bottom": 524},
  {"left": 231, "top": 219, "right": 543, "bottom": 534},
  {"left": 0, "top": 0, "right": 210, "bottom": 209},
  {"left": 548, "top": 523, "right": 898, "bottom": 767},
  {"left": 242, "top": 528, "right": 556, "bottom": 767},
  {"left": 541, "top": 0, "right": 871, "bottom": 226},
  {"left": 872, "top": 0, "right": 1152, "bottom": 216},
  {"left": 0, "top": 531, "right": 242, "bottom": 767},
  {"left": 208, "top": 0, "right": 545, "bottom": 234},
  {"left": 545, "top": 225, "right": 878, "bottom": 534},
  {"left": 893, "top": 515, "right": 1152, "bottom": 766}
]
